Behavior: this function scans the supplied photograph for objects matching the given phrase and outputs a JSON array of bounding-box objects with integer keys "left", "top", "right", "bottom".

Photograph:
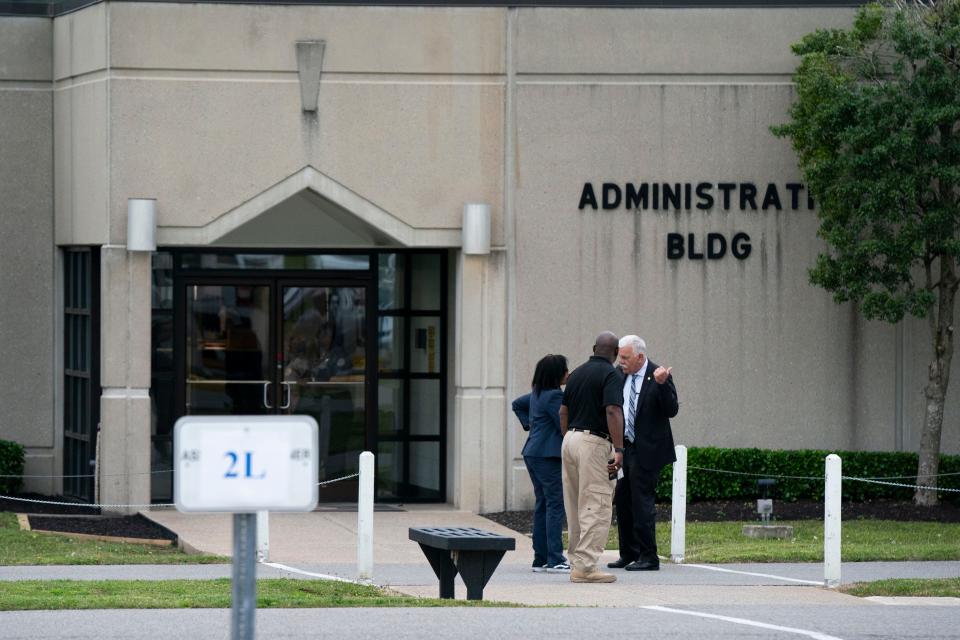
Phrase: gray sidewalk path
[
  {"left": 2, "top": 560, "right": 957, "bottom": 607},
  {"left": 5, "top": 507, "right": 957, "bottom": 609},
  {"left": 145, "top": 505, "right": 526, "bottom": 564},
  {"left": 2, "top": 560, "right": 957, "bottom": 587},
  {"left": 412, "top": 560, "right": 960, "bottom": 607}
]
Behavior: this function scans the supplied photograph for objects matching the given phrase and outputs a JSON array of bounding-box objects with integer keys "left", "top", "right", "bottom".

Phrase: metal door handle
[
  {"left": 263, "top": 381, "right": 273, "bottom": 409},
  {"left": 280, "top": 382, "right": 293, "bottom": 410}
]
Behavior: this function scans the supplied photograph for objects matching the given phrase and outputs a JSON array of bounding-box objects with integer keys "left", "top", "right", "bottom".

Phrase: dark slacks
[
  {"left": 524, "top": 455, "right": 567, "bottom": 567},
  {"left": 614, "top": 445, "right": 661, "bottom": 564}
]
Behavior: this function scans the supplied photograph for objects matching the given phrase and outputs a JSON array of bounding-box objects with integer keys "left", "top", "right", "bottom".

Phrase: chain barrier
[
  {"left": 841, "top": 476, "right": 960, "bottom": 494},
  {"left": 318, "top": 473, "right": 359, "bottom": 487},
  {"left": 849, "top": 470, "right": 960, "bottom": 480},
  {"left": 5, "top": 467, "right": 955, "bottom": 507},
  {"left": 0, "top": 473, "right": 361, "bottom": 510},
  {"left": 0, "top": 470, "right": 173, "bottom": 479},
  {"left": 687, "top": 465, "right": 960, "bottom": 494},
  {"left": 686, "top": 465, "right": 824, "bottom": 481},
  {"left": 1, "top": 471, "right": 364, "bottom": 482},
  {"left": 0, "top": 494, "right": 174, "bottom": 509},
  {"left": 6, "top": 467, "right": 958, "bottom": 481}
]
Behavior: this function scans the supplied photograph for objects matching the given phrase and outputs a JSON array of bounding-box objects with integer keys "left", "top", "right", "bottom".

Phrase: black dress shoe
[
  {"left": 606, "top": 557, "right": 633, "bottom": 569},
  {"left": 624, "top": 560, "right": 660, "bottom": 571}
]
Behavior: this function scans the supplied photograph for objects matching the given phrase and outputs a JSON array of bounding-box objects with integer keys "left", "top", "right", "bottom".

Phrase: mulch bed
[
  {"left": 26, "top": 515, "right": 177, "bottom": 542},
  {"left": 1, "top": 494, "right": 176, "bottom": 541},
  {"left": 483, "top": 499, "right": 960, "bottom": 534}
]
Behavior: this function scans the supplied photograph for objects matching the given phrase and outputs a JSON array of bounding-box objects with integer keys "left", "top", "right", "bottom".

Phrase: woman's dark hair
[{"left": 531, "top": 354, "right": 568, "bottom": 393}]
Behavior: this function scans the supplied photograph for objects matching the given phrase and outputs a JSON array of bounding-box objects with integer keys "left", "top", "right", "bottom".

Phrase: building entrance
[
  {"left": 150, "top": 250, "right": 447, "bottom": 504},
  {"left": 182, "top": 279, "right": 370, "bottom": 500}
]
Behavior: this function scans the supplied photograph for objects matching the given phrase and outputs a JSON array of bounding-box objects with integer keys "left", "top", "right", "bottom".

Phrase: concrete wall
[
  {"left": 100, "top": 3, "right": 504, "bottom": 248},
  {"left": 0, "top": 17, "right": 57, "bottom": 492},
  {"left": 53, "top": 2, "right": 110, "bottom": 245},
  {"left": 505, "top": 6, "right": 960, "bottom": 507},
  {"left": 31, "top": 2, "right": 958, "bottom": 512},
  {"left": 511, "top": 83, "right": 876, "bottom": 450}
]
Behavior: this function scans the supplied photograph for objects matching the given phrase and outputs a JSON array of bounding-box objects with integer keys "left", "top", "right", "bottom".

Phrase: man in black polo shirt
[{"left": 559, "top": 331, "right": 625, "bottom": 583}]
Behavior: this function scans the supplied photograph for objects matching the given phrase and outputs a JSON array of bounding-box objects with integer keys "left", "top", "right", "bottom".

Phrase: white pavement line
[
  {"left": 261, "top": 562, "right": 368, "bottom": 585},
  {"left": 680, "top": 563, "right": 822, "bottom": 586},
  {"left": 643, "top": 605, "right": 844, "bottom": 640}
]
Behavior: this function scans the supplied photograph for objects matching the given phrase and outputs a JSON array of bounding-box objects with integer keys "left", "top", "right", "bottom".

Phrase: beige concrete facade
[
  {"left": 1, "top": 2, "right": 956, "bottom": 512},
  {"left": 0, "top": 17, "right": 58, "bottom": 493}
]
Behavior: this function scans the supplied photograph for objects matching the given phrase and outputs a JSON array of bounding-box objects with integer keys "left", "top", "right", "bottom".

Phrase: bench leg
[
  {"left": 418, "top": 543, "right": 458, "bottom": 599},
  {"left": 455, "top": 550, "right": 507, "bottom": 601}
]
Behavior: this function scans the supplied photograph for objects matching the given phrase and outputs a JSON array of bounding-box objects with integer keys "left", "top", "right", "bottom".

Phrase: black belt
[{"left": 568, "top": 428, "right": 612, "bottom": 442}]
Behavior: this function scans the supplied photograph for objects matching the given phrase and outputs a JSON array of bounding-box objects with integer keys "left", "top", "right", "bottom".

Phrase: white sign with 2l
[{"left": 174, "top": 415, "right": 319, "bottom": 513}]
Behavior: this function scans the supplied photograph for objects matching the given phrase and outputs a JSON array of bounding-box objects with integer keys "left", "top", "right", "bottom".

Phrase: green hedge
[
  {"left": 0, "top": 439, "right": 24, "bottom": 494},
  {"left": 654, "top": 447, "right": 960, "bottom": 503}
]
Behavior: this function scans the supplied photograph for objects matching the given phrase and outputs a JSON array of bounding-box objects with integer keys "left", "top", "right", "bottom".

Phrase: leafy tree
[{"left": 773, "top": 0, "right": 960, "bottom": 505}]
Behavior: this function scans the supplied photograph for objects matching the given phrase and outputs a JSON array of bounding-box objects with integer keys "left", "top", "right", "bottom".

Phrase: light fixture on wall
[
  {"left": 462, "top": 203, "right": 491, "bottom": 255},
  {"left": 127, "top": 198, "right": 157, "bottom": 252}
]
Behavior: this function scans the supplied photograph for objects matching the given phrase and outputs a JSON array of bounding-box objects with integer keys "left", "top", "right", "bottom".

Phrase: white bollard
[
  {"left": 671, "top": 445, "right": 687, "bottom": 563},
  {"left": 256, "top": 510, "right": 269, "bottom": 563},
  {"left": 824, "top": 454, "right": 842, "bottom": 588},
  {"left": 357, "top": 451, "right": 375, "bottom": 581}
]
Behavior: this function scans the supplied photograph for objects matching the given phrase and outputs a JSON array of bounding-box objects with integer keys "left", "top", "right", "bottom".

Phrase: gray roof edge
[{"left": 0, "top": 0, "right": 865, "bottom": 19}]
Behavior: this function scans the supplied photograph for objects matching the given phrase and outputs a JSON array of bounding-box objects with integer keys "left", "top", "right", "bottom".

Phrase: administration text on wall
[{"left": 577, "top": 181, "right": 814, "bottom": 260}]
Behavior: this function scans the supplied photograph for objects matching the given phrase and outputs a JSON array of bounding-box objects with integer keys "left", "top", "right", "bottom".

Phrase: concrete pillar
[
  {"left": 97, "top": 246, "right": 151, "bottom": 514},
  {"left": 453, "top": 250, "right": 507, "bottom": 513}
]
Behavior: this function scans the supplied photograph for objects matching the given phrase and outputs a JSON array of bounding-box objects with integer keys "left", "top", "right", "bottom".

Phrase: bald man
[{"left": 559, "top": 331, "right": 625, "bottom": 583}]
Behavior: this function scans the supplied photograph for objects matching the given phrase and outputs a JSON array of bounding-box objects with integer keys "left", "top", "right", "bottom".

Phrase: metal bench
[{"left": 409, "top": 526, "right": 516, "bottom": 601}]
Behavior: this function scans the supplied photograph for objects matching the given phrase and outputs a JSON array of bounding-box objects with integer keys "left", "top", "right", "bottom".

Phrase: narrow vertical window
[{"left": 62, "top": 248, "right": 99, "bottom": 502}]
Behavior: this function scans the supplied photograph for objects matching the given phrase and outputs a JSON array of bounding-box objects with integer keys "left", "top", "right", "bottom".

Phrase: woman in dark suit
[{"left": 512, "top": 354, "right": 569, "bottom": 573}]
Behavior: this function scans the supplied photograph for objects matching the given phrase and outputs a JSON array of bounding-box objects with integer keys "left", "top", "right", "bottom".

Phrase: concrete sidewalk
[
  {"left": 145, "top": 504, "right": 527, "bottom": 565},
  {"left": 136, "top": 507, "right": 960, "bottom": 609}
]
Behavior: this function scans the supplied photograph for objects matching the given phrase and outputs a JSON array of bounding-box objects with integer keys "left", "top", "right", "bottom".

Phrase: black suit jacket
[{"left": 623, "top": 359, "right": 679, "bottom": 471}]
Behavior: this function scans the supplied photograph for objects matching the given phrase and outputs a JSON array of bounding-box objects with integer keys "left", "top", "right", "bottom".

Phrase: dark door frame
[
  {"left": 155, "top": 248, "right": 448, "bottom": 503},
  {"left": 174, "top": 273, "right": 375, "bottom": 423}
]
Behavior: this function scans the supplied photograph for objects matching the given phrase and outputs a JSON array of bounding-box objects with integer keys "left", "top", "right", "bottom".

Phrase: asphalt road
[{"left": 0, "top": 604, "right": 957, "bottom": 640}]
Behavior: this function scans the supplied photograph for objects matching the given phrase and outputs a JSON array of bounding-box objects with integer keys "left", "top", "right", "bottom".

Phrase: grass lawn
[
  {"left": 0, "top": 513, "right": 226, "bottom": 565},
  {"left": 841, "top": 578, "right": 960, "bottom": 598},
  {"left": 562, "top": 520, "right": 960, "bottom": 563},
  {"left": 0, "top": 579, "right": 518, "bottom": 610}
]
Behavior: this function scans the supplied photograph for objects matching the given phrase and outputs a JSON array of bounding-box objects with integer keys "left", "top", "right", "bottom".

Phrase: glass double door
[{"left": 181, "top": 278, "right": 370, "bottom": 500}]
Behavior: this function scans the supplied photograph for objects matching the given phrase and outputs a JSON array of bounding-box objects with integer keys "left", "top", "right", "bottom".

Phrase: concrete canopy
[{"left": 157, "top": 166, "right": 462, "bottom": 249}]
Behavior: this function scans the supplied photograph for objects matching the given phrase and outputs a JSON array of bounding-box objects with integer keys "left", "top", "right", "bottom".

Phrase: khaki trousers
[{"left": 561, "top": 430, "right": 615, "bottom": 573}]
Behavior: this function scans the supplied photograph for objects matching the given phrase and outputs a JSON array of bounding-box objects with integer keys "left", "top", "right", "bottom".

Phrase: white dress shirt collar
[
  {"left": 636, "top": 359, "right": 649, "bottom": 382},
  {"left": 622, "top": 359, "right": 650, "bottom": 415}
]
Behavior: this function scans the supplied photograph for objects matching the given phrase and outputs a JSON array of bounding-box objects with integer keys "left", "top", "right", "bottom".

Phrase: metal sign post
[
  {"left": 232, "top": 513, "right": 257, "bottom": 640},
  {"left": 174, "top": 415, "right": 319, "bottom": 640}
]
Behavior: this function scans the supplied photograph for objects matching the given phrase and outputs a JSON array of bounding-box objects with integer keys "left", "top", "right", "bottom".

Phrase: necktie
[{"left": 625, "top": 374, "right": 637, "bottom": 443}]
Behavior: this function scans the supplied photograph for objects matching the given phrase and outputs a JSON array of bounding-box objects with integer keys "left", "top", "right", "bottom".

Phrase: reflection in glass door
[
  {"left": 185, "top": 284, "right": 272, "bottom": 415},
  {"left": 281, "top": 286, "right": 367, "bottom": 499}
]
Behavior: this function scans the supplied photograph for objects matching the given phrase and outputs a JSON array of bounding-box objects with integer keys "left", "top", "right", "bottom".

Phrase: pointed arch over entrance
[
  {"left": 157, "top": 166, "right": 462, "bottom": 248},
  {"left": 148, "top": 168, "right": 458, "bottom": 504}
]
